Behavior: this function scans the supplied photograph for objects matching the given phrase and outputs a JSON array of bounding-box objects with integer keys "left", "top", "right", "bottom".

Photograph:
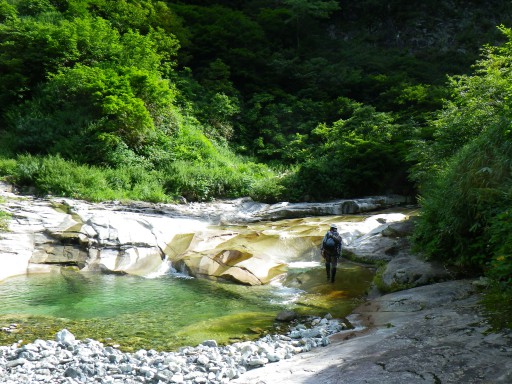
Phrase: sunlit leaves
[{"left": 412, "top": 27, "right": 512, "bottom": 280}]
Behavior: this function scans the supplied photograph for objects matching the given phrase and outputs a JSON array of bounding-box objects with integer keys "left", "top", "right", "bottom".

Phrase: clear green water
[{"left": 0, "top": 263, "right": 373, "bottom": 351}]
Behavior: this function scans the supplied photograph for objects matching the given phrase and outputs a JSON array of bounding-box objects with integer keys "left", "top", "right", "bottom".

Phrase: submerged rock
[{"left": 275, "top": 311, "right": 298, "bottom": 322}]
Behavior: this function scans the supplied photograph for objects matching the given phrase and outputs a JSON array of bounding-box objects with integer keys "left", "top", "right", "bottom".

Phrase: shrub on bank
[
  {"left": 0, "top": 154, "right": 284, "bottom": 203},
  {"left": 412, "top": 28, "right": 512, "bottom": 300},
  {"left": 413, "top": 119, "right": 512, "bottom": 286}
]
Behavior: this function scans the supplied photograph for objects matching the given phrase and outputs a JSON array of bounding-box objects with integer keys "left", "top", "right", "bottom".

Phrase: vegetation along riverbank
[{"left": 0, "top": 1, "right": 511, "bottom": 382}]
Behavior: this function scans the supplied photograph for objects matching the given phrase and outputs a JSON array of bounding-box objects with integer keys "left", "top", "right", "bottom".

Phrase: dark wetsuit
[{"left": 321, "top": 229, "right": 342, "bottom": 283}]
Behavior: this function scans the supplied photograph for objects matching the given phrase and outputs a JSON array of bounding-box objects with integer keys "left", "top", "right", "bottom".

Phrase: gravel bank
[{"left": 0, "top": 315, "right": 346, "bottom": 384}]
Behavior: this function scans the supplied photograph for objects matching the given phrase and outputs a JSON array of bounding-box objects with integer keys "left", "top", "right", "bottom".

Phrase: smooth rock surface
[
  {"left": 232, "top": 280, "right": 512, "bottom": 384},
  {"left": 380, "top": 254, "right": 452, "bottom": 290},
  {"left": 0, "top": 181, "right": 412, "bottom": 285}
]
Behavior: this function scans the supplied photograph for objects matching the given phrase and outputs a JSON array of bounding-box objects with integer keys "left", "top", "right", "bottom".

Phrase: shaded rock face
[
  {"left": 380, "top": 255, "right": 452, "bottom": 291},
  {"left": 342, "top": 214, "right": 452, "bottom": 292},
  {"left": 0, "top": 182, "right": 413, "bottom": 285}
]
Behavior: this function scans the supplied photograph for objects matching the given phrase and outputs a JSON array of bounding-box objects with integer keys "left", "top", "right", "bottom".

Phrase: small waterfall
[{"left": 144, "top": 255, "right": 185, "bottom": 279}]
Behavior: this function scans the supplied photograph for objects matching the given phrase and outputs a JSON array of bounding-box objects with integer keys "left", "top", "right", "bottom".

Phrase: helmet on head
[{"left": 330, "top": 224, "right": 337, "bottom": 230}]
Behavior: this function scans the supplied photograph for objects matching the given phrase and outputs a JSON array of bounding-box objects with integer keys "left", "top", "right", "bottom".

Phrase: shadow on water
[{"left": 282, "top": 261, "right": 374, "bottom": 318}]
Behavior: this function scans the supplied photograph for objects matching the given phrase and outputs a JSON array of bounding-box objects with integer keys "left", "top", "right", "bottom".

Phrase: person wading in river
[{"left": 321, "top": 224, "right": 342, "bottom": 283}]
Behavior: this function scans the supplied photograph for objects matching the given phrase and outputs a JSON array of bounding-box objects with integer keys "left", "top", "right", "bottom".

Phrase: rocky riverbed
[
  {"left": 1, "top": 183, "right": 510, "bottom": 383},
  {"left": 0, "top": 315, "right": 345, "bottom": 384},
  {"left": 2, "top": 279, "right": 510, "bottom": 384}
]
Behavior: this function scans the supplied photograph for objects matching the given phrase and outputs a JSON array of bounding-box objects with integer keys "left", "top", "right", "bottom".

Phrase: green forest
[{"left": 0, "top": 0, "right": 511, "bottom": 307}]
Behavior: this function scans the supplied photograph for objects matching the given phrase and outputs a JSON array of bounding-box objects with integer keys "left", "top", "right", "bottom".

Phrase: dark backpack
[{"left": 323, "top": 233, "right": 339, "bottom": 251}]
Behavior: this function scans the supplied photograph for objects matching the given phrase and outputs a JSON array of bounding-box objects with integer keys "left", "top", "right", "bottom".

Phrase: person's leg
[
  {"left": 331, "top": 256, "right": 339, "bottom": 283},
  {"left": 325, "top": 257, "right": 331, "bottom": 281}
]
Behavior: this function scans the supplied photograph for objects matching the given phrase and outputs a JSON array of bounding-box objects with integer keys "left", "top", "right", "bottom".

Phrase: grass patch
[
  {"left": 0, "top": 210, "right": 10, "bottom": 232},
  {"left": 0, "top": 196, "right": 10, "bottom": 232},
  {"left": 0, "top": 153, "right": 286, "bottom": 204},
  {"left": 481, "top": 283, "right": 512, "bottom": 331}
]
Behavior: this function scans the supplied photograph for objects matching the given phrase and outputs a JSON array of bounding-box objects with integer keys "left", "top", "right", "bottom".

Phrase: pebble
[{"left": 0, "top": 315, "right": 346, "bottom": 383}]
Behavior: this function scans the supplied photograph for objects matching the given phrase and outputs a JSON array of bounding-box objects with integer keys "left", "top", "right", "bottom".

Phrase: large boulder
[
  {"left": 343, "top": 214, "right": 412, "bottom": 263},
  {"left": 175, "top": 248, "right": 287, "bottom": 285},
  {"left": 378, "top": 254, "right": 453, "bottom": 292}
]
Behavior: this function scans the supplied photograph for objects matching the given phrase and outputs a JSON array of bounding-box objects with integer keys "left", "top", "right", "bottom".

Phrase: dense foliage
[
  {"left": 2, "top": 0, "right": 510, "bottom": 202},
  {"left": 0, "top": 0, "right": 286, "bottom": 202},
  {"left": 1, "top": 0, "right": 512, "bottom": 293},
  {"left": 411, "top": 26, "right": 512, "bottom": 289}
]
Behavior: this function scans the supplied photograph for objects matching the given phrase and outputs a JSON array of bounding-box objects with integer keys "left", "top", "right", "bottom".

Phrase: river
[{"left": 0, "top": 215, "right": 376, "bottom": 352}]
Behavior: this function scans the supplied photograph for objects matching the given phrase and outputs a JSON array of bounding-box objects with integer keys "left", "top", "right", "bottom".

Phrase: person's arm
[{"left": 335, "top": 233, "right": 342, "bottom": 256}]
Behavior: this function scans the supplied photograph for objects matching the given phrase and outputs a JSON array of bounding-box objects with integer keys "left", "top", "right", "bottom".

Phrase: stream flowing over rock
[
  {"left": 1, "top": 182, "right": 511, "bottom": 383},
  {"left": 0, "top": 181, "right": 412, "bottom": 285}
]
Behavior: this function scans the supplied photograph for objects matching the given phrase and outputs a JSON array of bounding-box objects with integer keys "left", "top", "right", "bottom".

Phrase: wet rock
[
  {"left": 343, "top": 215, "right": 412, "bottom": 263},
  {"left": 249, "top": 196, "right": 411, "bottom": 221},
  {"left": 55, "top": 329, "right": 76, "bottom": 347},
  {"left": 201, "top": 340, "right": 218, "bottom": 348},
  {"left": 0, "top": 180, "right": 414, "bottom": 285},
  {"left": 275, "top": 311, "right": 298, "bottom": 322},
  {"left": 381, "top": 219, "right": 415, "bottom": 238}
]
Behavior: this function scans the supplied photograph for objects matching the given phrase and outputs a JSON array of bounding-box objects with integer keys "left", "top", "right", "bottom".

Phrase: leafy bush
[
  {"left": 0, "top": 157, "right": 16, "bottom": 177},
  {"left": 488, "top": 208, "right": 512, "bottom": 287},
  {"left": 249, "top": 172, "right": 285, "bottom": 203},
  {"left": 413, "top": 117, "right": 512, "bottom": 273},
  {"left": 412, "top": 28, "right": 512, "bottom": 284},
  {"left": 162, "top": 158, "right": 283, "bottom": 202},
  {"left": 283, "top": 99, "right": 412, "bottom": 200},
  {"left": 4, "top": 152, "right": 284, "bottom": 204}
]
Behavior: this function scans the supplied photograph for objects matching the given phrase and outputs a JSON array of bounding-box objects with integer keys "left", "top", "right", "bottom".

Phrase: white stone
[
  {"left": 6, "top": 358, "right": 28, "bottom": 368},
  {"left": 265, "top": 352, "right": 281, "bottom": 362},
  {"left": 248, "top": 357, "right": 268, "bottom": 366},
  {"left": 55, "top": 329, "right": 75, "bottom": 346},
  {"left": 170, "top": 373, "right": 184, "bottom": 383},
  {"left": 196, "top": 355, "right": 209, "bottom": 365}
]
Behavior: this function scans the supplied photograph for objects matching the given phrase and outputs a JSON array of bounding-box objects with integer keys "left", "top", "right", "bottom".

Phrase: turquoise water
[{"left": 0, "top": 262, "right": 373, "bottom": 351}]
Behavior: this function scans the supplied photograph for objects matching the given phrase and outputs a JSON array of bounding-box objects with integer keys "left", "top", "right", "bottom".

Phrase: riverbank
[
  {"left": 232, "top": 279, "right": 512, "bottom": 384},
  {"left": 0, "top": 315, "right": 346, "bottom": 384},
  {"left": 3, "top": 182, "right": 509, "bottom": 382}
]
